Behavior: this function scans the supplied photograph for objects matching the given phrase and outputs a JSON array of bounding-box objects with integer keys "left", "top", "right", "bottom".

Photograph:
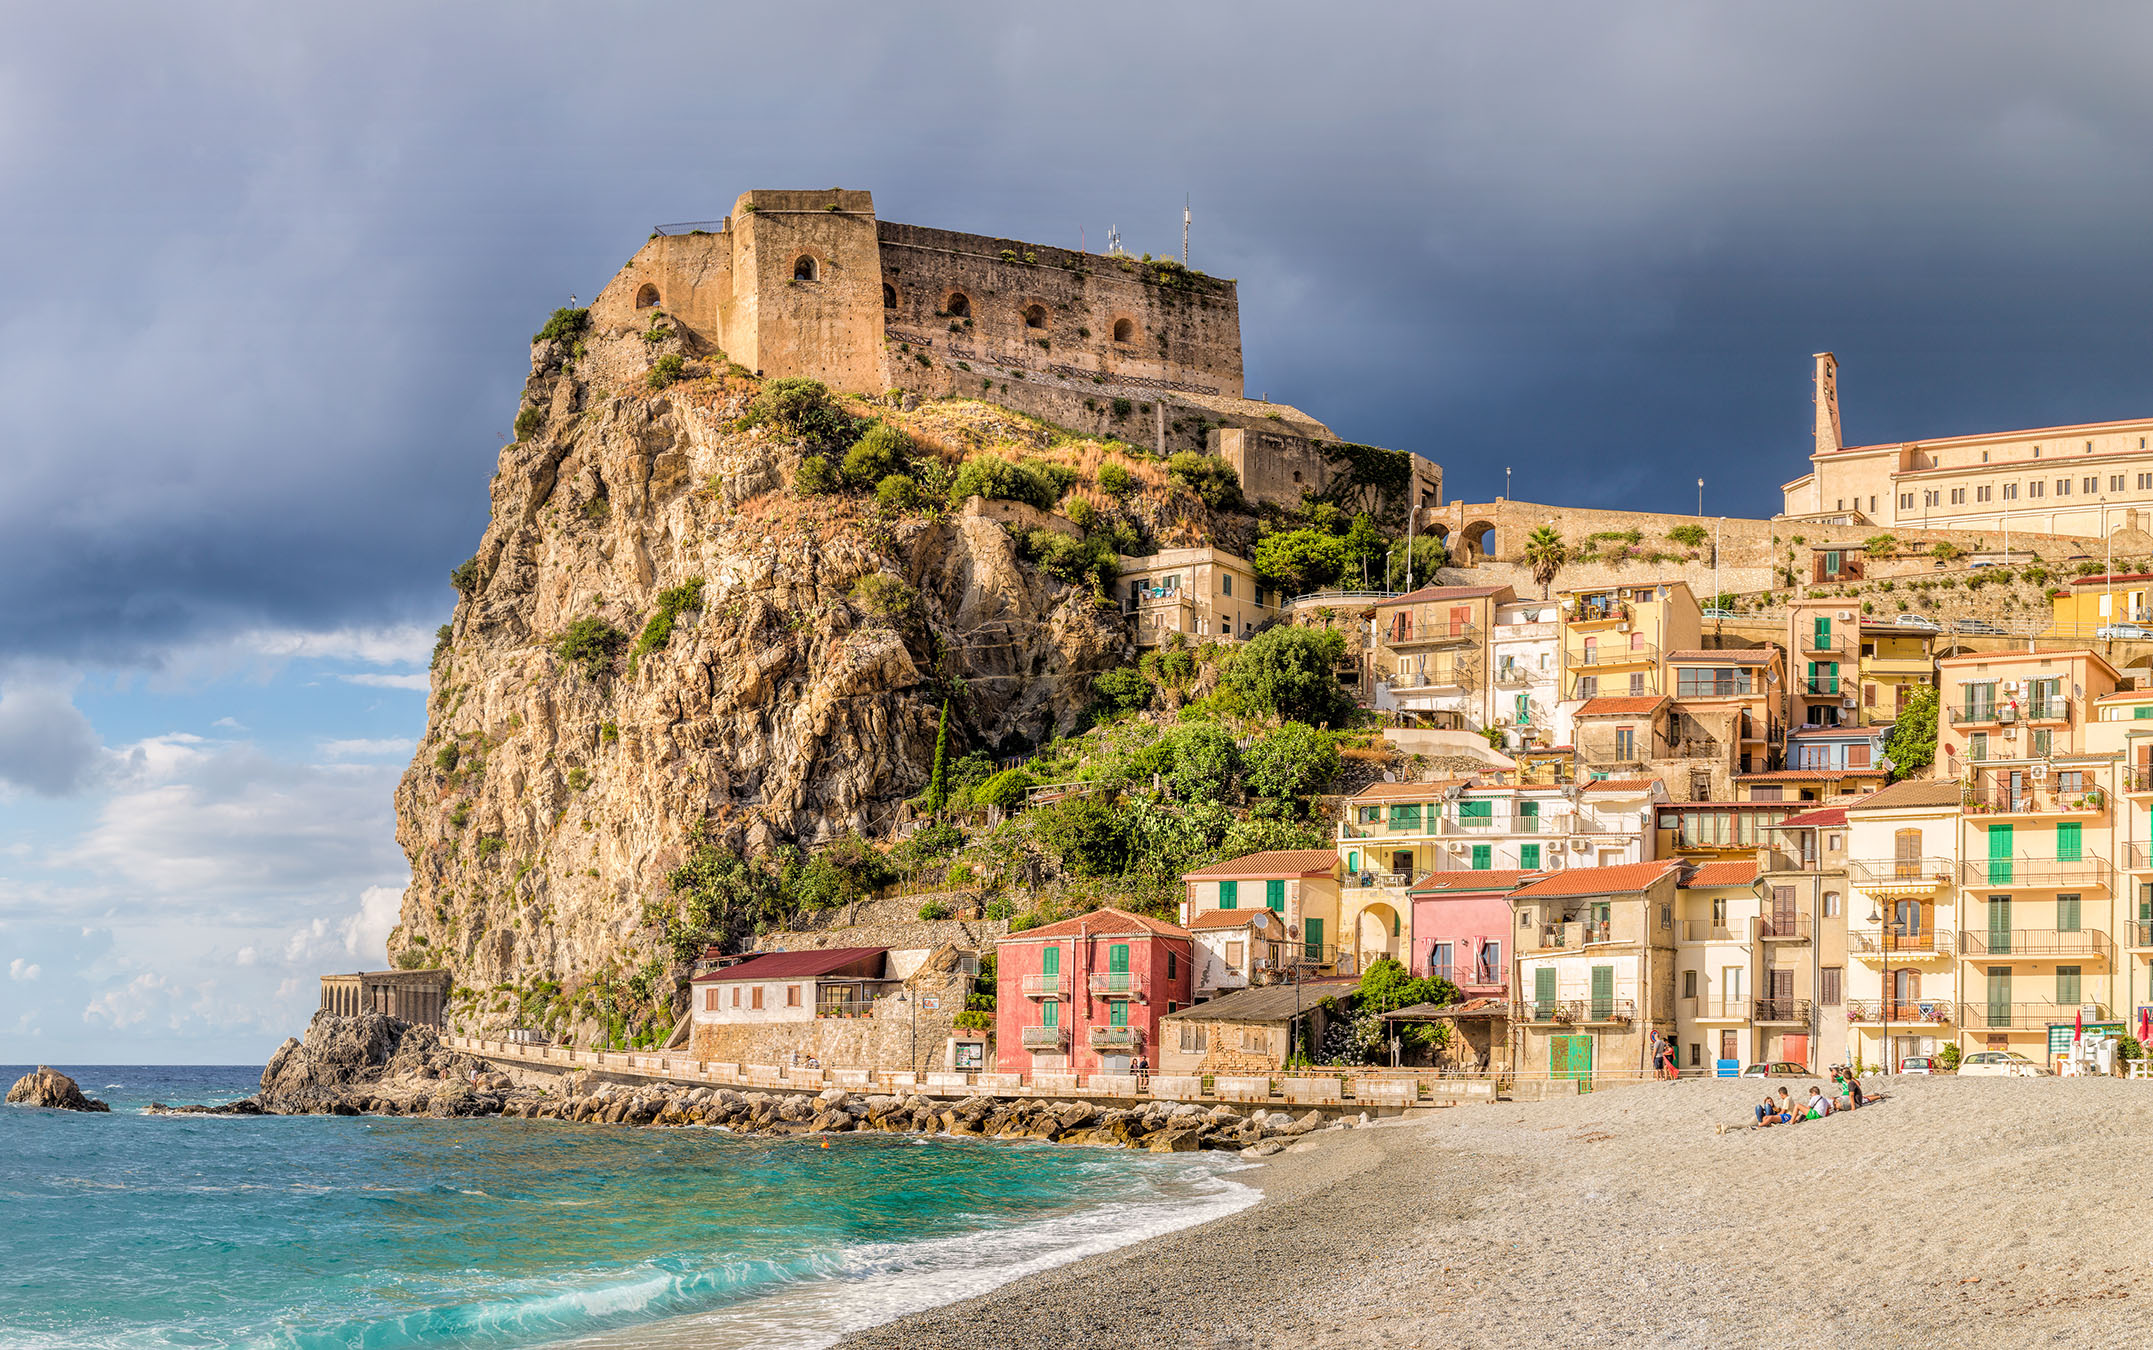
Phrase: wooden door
[
  {"left": 1770, "top": 886, "right": 1796, "bottom": 937},
  {"left": 1768, "top": 967, "right": 1793, "bottom": 1021}
]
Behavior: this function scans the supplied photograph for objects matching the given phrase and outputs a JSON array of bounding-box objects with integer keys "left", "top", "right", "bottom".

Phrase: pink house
[
  {"left": 1406, "top": 871, "right": 1537, "bottom": 997},
  {"left": 995, "top": 908, "right": 1194, "bottom": 1077}
]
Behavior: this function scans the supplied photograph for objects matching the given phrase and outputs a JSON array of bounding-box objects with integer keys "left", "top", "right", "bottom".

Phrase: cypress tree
[{"left": 925, "top": 698, "right": 952, "bottom": 813}]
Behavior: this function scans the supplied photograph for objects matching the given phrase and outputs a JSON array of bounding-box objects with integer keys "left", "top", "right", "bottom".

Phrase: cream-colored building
[
  {"left": 1119, "top": 547, "right": 1279, "bottom": 646},
  {"left": 1511, "top": 861, "right": 1684, "bottom": 1080},
  {"left": 1179, "top": 848, "right": 1342, "bottom": 975},
  {"left": 1489, "top": 596, "right": 1561, "bottom": 749},
  {"left": 1842, "top": 780, "right": 1963, "bottom": 1074},
  {"left": 1368, "top": 584, "right": 1513, "bottom": 729},
  {"left": 1783, "top": 351, "right": 2153, "bottom": 539}
]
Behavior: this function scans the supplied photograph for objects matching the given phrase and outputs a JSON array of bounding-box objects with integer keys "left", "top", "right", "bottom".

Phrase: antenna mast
[{"left": 1183, "top": 195, "right": 1190, "bottom": 264}]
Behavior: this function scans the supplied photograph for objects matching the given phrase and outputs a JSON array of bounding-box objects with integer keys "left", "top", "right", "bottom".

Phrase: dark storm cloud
[{"left": 7, "top": 2, "right": 2153, "bottom": 663}]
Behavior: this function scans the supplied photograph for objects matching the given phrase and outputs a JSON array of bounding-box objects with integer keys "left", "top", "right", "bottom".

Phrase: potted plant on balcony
[{"left": 1553, "top": 1004, "right": 1575, "bottom": 1025}]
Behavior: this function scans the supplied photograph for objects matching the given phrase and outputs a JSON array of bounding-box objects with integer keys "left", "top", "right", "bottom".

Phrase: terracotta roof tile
[
  {"left": 1574, "top": 696, "right": 1668, "bottom": 717},
  {"left": 1181, "top": 848, "right": 1338, "bottom": 880},
  {"left": 1581, "top": 778, "right": 1660, "bottom": 792},
  {"left": 1773, "top": 807, "right": 1848, "bottom": 829},
  {"left": 1407, "top": 870, "right": 1542, "bottom": 895},
  {"left": 1374, "top": 584, "right": 1514, "bottom": 607},
  {"left": 1845, "top": 779, "right": 1965, "bottom": 811},
  {"left": 2071, "top": 573, "right": 2153, "bottom": 586},
  {"left": 1664, "top": 649, "right": 1771, "bottom": 663},
  {"left": 1510, "top": 860, "right": 1682, "bottom": 899},
  {"left": 1000, "top": 907, "right": 1192, "bottom": 943},
  {"left": 1681, "top": 861, "right": 1759, "bottom": 889},
  {"left": 1349, "top": 778, "right": 1471, "bottom": 801},
  {"left": 1737, "top": 769, "right": 1877, "bottom": 781},
  {"left": 690, "top": 947, "right": 887, "bottom": 982}
]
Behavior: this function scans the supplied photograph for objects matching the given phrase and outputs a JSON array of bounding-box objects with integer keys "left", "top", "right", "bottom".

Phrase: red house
[{"left": 996, "top": 907, "right": 1194, "bottom": 1076}]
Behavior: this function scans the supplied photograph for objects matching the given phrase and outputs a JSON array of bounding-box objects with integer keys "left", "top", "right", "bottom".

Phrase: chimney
[{"left": 1813, "top": 352, "right": 1842, "bottom": 457}]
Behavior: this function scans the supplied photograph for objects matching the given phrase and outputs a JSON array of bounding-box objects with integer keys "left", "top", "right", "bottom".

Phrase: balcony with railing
[
  {"left": 1950, "top": 699, "right": 2073, "bottom": 727},
  {"left": 1681, "top": 996, "right": 1748, "bottom": 1022},
  {"left": 1019, "top": 1024, "right": 1068, "bottom": 1049},
  {"left": 2129, "top": 921, "right": 2153, "bottom": 950},
  {"left": 1088, "top": 972, "right": 1143, "bottom": 996},
  {"left": 1849, "top": 857, "right": 1955, "bottom": 890},
  {"left": 1386, "top": 660, "right": 1481, "bottom": 691},
  {"left": 1752, "top": 997, "right": 1814, "bottom": 1025},
  {"left": 1958, "top": 857, "right": 2113, "bottom": 890},
  {"left": 1962, "top": 785, "right": 2107, "bottom": 818},
  {"left": 814, "top": 996, "right": 879, "bottom": 1018},
  {"left": 1959, "top": 928, "right": 2114, "bottom": 961},
  {"left": 1088, "top": 1025, "right": 1143, "bottom": 1049},
  {"left": 1846, "top": 999, "right": 1954, "bottom": 1026},
  {"left": 2129, "top": 841, "right": 2153, "bottom": 871},
  {"left": 1680, "top": 920, "right": 1745, "bottom": 944},
  {"left": 1527, "top": 920, "right": 1615, "bottom": 951},
  {"left": 1493, "top": 663, "right": 1537, "bottom": 685},
  {"left": 1020, "top": 973, "right": 1069, "bottom": 998},
  {"left": 1799, "top": 630, "right": 1849, "bottom": 655},
  {"left": 1799, "top": 678, "right": 1847, "bottom": 696},
  {"left": 1569, "top": 641, "right": 1660, "bottom": 668},
  {"left": 1949, "top": 704, "right": 2003, "bottom": 726},
  {"left": 1342, "top": 867, "right": 1428, "bottom": 893},
  {"left": 1567, "top": 597, "right": 1633, "bottom": 625},
  {"left": 1848, "top": 928, "right": 1956, "bottom": 960},
  {"left": 1427, "top": 963, "right": 1507, "bottom": 993},
  {"left": 2124, "top": 767, "right": 2153, "bottom": 796},
  {"left": 1760, "top": 913, "right": 1812, "bottom": 942},
  {"left": 1515, "top": 997, "right": 1636, "bottom": 1024},
  {"left": 1959, "top": 1001, "right": 2104, "bottom": 1030},
  {"left": 1385, "top": 620, "right": 1480, "bottom": 648}
]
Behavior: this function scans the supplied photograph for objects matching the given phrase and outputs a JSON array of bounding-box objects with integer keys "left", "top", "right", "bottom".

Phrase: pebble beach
[{"left": 840, "top": 1076, "right": 2153, "bottom": 1349}]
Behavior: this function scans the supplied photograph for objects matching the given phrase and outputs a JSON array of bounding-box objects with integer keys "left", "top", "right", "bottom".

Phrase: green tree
[
  {"left": 1339, "top": 512, "right": 1387, "bottom": 588},
  {"left": 974, "top": 767, "right": 1036, "bottom": 811},
  {"left": 1165, "top": 452, "right": 1242, "bottom": 509},
  {"left": 1243, "top": 722, "right": 1341, "bottom": 807},
  {"left": 1882, "top": 684, "right": 1938, "bottom": 781},
  {"left": 1524, "top": 526, "right": 1568, "bottom": 599},
  {"left": 1348, "top": 957, "right": 1461, "bottom": 1058},
  {"left": 1224, "top": 624, "right": 1353, "bottom": 725},
  {"left": 1032, "top": 794, "right": 1131, "bottom": 877},
  {"left": 1091, "top": 667, "right": 1150, "bottom": 716},
  {"left": 947, "top": 454, "right": 1057, "bottom": 510},
  {"left": 1165, "top": 722, "right": 1240, "bottom": 803},
  {"left": 1253, "top": 528, "right": 1349, "bottom": 594},
  {"left": 1384, "top": 535, "right": 1449, "bottom": 592},
  {"left": 922, "top": 699, "right": 953, "bottom": 814},
  {"left": 842, "top": 421, "right": 911, "bottom": 485}
]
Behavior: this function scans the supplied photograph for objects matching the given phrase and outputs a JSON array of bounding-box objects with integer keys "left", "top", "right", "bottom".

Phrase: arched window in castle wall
[
  {"left": 883, "top": 283, "right": 898, "bottom": 310},
  {"left": 634, "top": 283, "right": 660, "bottom": 309},
  {"left": 1024, "top": 304, "right": 1047, "bottom": 330},
  {"left": 1112, "top": 317, "right": 1134, "bottom": 343},
  {"left": 946, "top": 292, "right": 971, "bottom": 319},
  {"left": 794, "top": 256, "right": 818, "bottom": 282}
]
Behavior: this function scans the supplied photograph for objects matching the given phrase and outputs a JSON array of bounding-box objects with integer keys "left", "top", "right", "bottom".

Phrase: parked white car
[
  {"left": 2097, "top": 623, "right": 2152, "bottom": 641},
  {"left": 1956, "top": 1050, "right": 2051, "bottom": 1077},
  {"left": 1893, "top": 614, "right": 1943, "bottom": 631}
]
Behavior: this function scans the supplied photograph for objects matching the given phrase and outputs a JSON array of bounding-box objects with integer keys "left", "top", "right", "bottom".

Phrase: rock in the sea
[{"left": 6, "top": 1066, "right": 111, "bottom": 1113}]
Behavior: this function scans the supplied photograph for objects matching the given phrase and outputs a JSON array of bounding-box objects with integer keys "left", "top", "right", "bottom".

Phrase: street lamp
[{"left": 1697, "top": 478, "right": 1705, "bottom": 517}]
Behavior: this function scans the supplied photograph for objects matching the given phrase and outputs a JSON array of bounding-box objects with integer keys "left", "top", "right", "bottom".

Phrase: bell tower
[{"left": 1813, "top": 351, "right": 1842, "bottom": 457}]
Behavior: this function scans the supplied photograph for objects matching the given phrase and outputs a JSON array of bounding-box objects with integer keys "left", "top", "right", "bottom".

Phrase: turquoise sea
[{"left": 1, "top": 1066, "right": 1253, "bottom": 1349}]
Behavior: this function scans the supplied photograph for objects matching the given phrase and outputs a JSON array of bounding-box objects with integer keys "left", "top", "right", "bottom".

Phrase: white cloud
[
  {"left": 319, "top": 736, "right": 414, "bottom": 759},
  {"left": 9, "top": 958, "right": 40, "bottom": 981},
  {"left": 212, "top": 716, "right": 246, "bottom": 730},
  {"left": 339, "top": 672, "right": 429, "bottom": 691},
  {"left": 245, "top": 625, "right": 432, "bottom": 667}
]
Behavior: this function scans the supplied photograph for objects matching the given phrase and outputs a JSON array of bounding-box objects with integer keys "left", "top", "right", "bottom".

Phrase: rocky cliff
[{"left": 389, "top": 314, "right": 1148, "bottom": 1043}]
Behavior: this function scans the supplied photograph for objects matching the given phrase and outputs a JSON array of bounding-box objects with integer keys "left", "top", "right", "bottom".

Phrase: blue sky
[{"left": 9, "top": 2, "right": 2153, "bottom": 1061}]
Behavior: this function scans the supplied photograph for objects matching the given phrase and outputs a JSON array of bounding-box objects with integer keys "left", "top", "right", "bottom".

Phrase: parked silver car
[
  {"left": 2097, "top": 623, "right": 2153, "bottom": 641},
  {"left": 1957, "top": 1050, "right": 2051, "bottom": 1077}
]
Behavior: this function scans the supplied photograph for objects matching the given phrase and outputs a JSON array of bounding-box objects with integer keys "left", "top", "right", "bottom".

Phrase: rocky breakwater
[
  {"left": 6, "top": 1066, "right": 111, "bottom": 1112},
  {"left": 504, "top": 1081, "right": 1349, "bottom": 1156}
]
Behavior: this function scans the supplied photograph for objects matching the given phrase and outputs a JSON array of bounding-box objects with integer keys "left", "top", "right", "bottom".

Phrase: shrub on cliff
[
  {"left": 946, "top": 454, "right": 1056, "bottom": 511},
  {"left": 513, "top": 406, "right": 545, "bottom": 440},
  {"left": 917, "top": 900, "right": 954, "bottom": 920},
  {"left": 742, "top": 376, "right": 862, "bottom": 450},
  {"left": 795, "top": 455, "right": 839, "bottom": 495},
  {"left": 450, "top": 556, "right": 483, "bottom": 595},
  {"left": 1022, "top": 529, "right": 1118, "bottom": 595},
  {"left": 646, "top": 352, "right": 685, "bottom": 390},
  {"left": 554, "top": 618, "right": 627, "bottom": 680},
  {"left": 532, "top": 306, "right": 589, "bottom": 344},
  {"left": 850, "top": 573, "right": 917, "bottom": 622},
  {"left": 874, "top": 474, "right": 919, "bottom": 510},
  {"left": 1242, "top": 721, "right": 1341, "bottom": 808},
  {"left": 631, "top": 578, "right": 705, "bottom": 661},
  {"left": 1090, "top": 666, "right": 1150, "bottom": 716},
  {"left": 1252, "top": 528, "right": 1347, "bottom": 594},
  {"left": 1166, "top": 452, "right": 1242, "bottom": 510},
  {"left": 1097, "top": 461, "right": 1136, "bottom": 497},
  {"left": 842, "top": 421, "right": 912, "bottom": 486}
]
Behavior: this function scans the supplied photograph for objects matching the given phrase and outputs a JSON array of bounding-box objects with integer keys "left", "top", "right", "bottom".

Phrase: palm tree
[{"left": 1524, "top": 526, "right": 1568, "bottom": 599}]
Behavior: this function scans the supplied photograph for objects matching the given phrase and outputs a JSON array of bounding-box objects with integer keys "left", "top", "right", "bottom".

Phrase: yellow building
[
  {"left": 2084, "top": 688, "right": 2153, "bottom": 1032},
  {"left": 1178, "top": 848, "right": 1342, "bottom": 977},
  {"left": 1367, "top": 584, "right": 1514, "bottom": 730},
  {"left": 1555, "top": 580, "right": 1703, "bottom": 739},
  {"left": 1117, "top": 546, "right": 1278, "bottom": 646},
  {"left": 2049, "top": 571, "right": 2153, "bottom": 642},
  {"left": 1937, "top": 648, "right": 2122, "bottom": 1063},
  {"left": 1842, "top": 779, "right": 1963, "bottom": 1073},
  {"left": 1856, "top": 620, "right": 1938, "bottom": 728}
]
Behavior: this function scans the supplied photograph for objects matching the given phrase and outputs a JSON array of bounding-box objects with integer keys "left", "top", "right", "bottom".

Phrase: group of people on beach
[{"left": 1753, "top": 1068, "right": 1869, "bottom": 1127}]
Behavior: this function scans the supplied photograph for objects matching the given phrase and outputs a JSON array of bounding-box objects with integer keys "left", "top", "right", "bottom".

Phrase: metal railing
[
  {"left": 1962, "top": 788, "right": 2107, "bottom": 818},
  {"left": 2124, "top": 769, "right": 2153, "bottom": 794},
  {"left": 1493, "top": 665, "right": 1537, "bottom": 685},
  {"left": 1570, "top": 641, "right": 1659, "bottom": 667},
  {"left": 1848, "top": 857, "right": 1956, "bottom": 888},
  {"left": 1958, "top": 928, "right": 2114, "bottom": 959},
  {"left": 1799, "top": 679, "right": 1847, "bottom": 696},
  {"left": 814, "top": 998, "right": 877, "bottom": 1018},
  {"left": 1760, "top": 913, "right": 1812, "bottom": 941},
  {"left": 1087, "top": 972, "right": 1142, "bottom": 996},
  {"left": 2130, "top": 921, "right": 2153, "bottom": 949},
  {"left": 1949, "top": 706, "right": 2002, "bottom": 726},
  {"left": 1020, "top": 974, "right": 1069, "bottom": 998},
  {"left": 1385, "top": 662, "right": 1480, "bottom": 690},
  {"left": 1958, "top": 858, "right": 2113, "bottom": 889},
  {"left": 1384, "top": 621, "right": 1480, "bottom": 647},
  {"left": 1848, "top": 928, "right": 1955, "bottom": 958},
  {"left": 1568, "top": 600, "right": 1633, "bottom": 625},
  {"left": 1680, "top": 920, "right": 1743, "bottom": 943},
  {"left": 1529, "top": 921, "right": 1614, "bottom": 951},
  {"left": 1344, "top": 868, "right": 1428, "bottom": 890},
  {"left": 1514, "top": 998, "right": 1636, "bottom": 1024},
  {"left": 1752, "top": 998, "right": 1814, "bottom": 1024},
  {"left": 1799, "top": 632, "right": 1849, "bottom": 654},
  {"left": 1846, "top": 1000, "right": 1953, "bottom": 1025},
  {"left": 1088, "top": 1026, "right": 1142, "bottom": 1049},
  {"left": 1681, "top": 996, "right": 1749, "bottom": 1020},
  {"left": 1959, "top": 1001, "right": 2104, "bottom": 1031},
  {"left": 1019, "top": 1025, "right": 1067, "bottom": 1049}
]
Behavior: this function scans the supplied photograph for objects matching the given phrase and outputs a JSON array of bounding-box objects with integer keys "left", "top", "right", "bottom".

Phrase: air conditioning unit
[
  {"left": 1839, "top": 611, "right": 1855, "bottom": 622},
  {"left": 1843, "top": 697, "right": 1858, "bottom": 709},
  {"left": 2032, "top": 764, "right": 2049, "bottom": 780},
  {"left": 2083, "top": 1003, "right": 2101, "bottom": 1021},
  {"left": 1569, "top": 838, "right": 1590, "bottom": 851}
]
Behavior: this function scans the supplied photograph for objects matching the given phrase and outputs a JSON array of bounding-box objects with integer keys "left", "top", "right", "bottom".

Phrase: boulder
[
  {"left": 1146, "top": 1128, "right": 1203, "bottom": 1153},
  {"left": 1240, "top": 1139, "right": 1288, "bottom": 1160},
  {"left": 6, "top": 1072, "right": 111, "bottom": 1111}
]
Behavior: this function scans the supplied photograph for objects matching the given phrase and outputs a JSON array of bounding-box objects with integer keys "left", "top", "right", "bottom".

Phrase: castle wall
[
  {"left": 1218, "top": 427, "right": 1441, "bottom": 518},
  {"left": 588, "top": 230, "right": 736, "bottom": 349},
  {"left": 878, "top": 223, "right": 1243, "bottom": 397},
  {"left": 734, "top": 189, "right": 885, "bottom": 393}
]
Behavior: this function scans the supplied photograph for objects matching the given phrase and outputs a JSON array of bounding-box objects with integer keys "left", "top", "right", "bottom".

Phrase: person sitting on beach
[
  {"left": 1806, "top": 1086, "right": 1832, "bottom": 1118},
  {"left": 1754, "top": 1093, "right": 1782, "bottom": 1126},
  {"left": 1775, "top": 1087, "right": 1798, "bottom": 1121},
  {"left": 1835, "top": 1068, "right": 1866, "bottom": 1108}
]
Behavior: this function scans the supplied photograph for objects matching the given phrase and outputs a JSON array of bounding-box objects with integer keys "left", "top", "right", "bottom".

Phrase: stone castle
[{"left": 588, "top": 187, "right": 1440, "bottom": 513}]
